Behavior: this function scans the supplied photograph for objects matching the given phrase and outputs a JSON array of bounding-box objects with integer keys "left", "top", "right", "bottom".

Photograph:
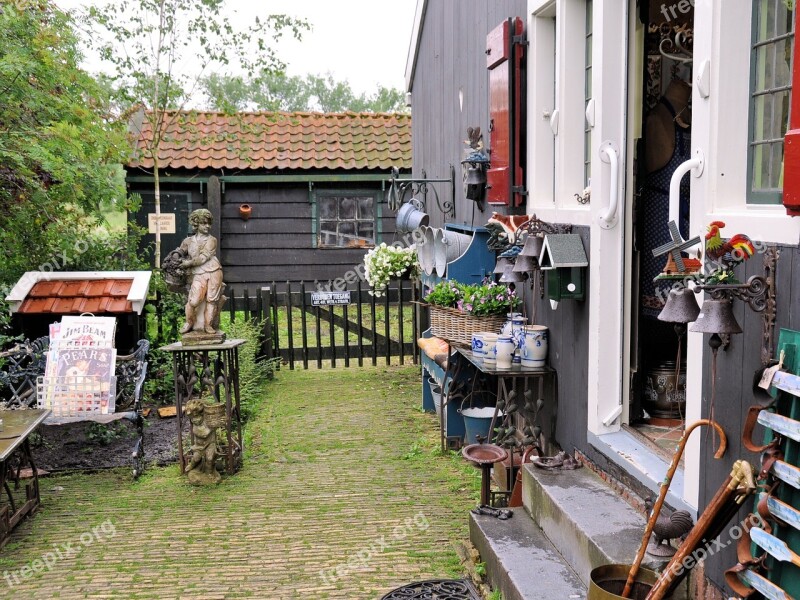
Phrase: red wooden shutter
[
  {"left": 486, "top": 17, "right": 526, "bottom": 207},
  {"left": 782, "top": 8, "right": 800, "bottom": 215}
]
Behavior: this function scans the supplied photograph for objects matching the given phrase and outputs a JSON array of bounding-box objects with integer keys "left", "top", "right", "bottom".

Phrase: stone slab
[{"left": 469, "top": 507, "right": 586, "bottom": 600}]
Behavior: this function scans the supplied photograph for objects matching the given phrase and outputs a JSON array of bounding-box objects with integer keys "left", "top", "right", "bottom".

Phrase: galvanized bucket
[
  {"left": 396, "top": 198, "right": 429, "bottom": 233},
  {"left": 417, "top": 226, "right": 435, "bottom": 275},
  {"left": 588, "top": 564, "right": 659, "bottom": 600},
  {"left": 432, "top": 230, "right": 472, "bottom": 276}
]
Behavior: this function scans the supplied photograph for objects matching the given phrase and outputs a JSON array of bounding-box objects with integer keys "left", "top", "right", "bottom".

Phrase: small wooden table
[{"left": 0, "top": 409, "right": 50, "bottom": 546}]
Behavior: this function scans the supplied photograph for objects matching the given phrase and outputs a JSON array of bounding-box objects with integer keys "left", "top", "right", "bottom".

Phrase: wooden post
[
  {"left": 207, "top": 175, "right": 222, "bottom": 258},
  {"left": 384, "top": 292, "right": 391, "bottom": 365},
  {"left": 300, "top": 282, "right": 309, "bottom": 369},
  {"left": 260, "top": 287, "right": 273, "bottom": 360},
  {"left": 286, "top": 281, "right": 294, "bottom": 370},
  {"left": 357, "top": 281, "right": 364, "bottom": 367},
  {"left": 398, "top": 280, "right": 405, "bottom": 365}
]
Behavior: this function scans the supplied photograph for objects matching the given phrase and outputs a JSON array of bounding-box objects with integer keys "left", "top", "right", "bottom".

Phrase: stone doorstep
[
  {"left": 522, "top": 463, "right": 690, "bottom": 599},
  {"left": 469, "top": 508, "right": 586, "bottom": 600}
]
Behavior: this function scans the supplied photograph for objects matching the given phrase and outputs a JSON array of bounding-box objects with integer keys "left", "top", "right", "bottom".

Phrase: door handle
[{"left": 598, "top": 141, "right": 620, "bottom": 229}]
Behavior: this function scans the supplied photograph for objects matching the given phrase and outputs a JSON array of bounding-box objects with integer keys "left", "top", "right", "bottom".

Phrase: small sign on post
[
  {"left": 311, "top": 291, "right": 351, "bottom": 306},
  {"left": 148, "top": 213, "right": 176, "bottom": 234}
]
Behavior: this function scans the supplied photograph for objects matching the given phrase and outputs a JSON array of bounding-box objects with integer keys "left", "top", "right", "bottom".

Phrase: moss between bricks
[{"left": 0, "top": 365, "right": 481, "bottom": 599}]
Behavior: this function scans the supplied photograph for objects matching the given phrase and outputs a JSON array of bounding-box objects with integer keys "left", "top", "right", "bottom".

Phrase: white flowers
[{"left": 363, "top": 242, "right": 418, "bottom": 296}]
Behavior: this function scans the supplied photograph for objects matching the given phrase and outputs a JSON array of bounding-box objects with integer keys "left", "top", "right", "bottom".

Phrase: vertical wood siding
[
  {"left": 702, "top": 245, "right": 798, "bottom": 588},
  {"left": 410, "top": 0, "right": 528, "bottom": 229}
]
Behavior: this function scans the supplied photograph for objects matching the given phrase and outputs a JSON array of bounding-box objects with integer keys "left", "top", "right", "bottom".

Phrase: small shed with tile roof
[
  {"left": 5, "top": 271, "right": 152, "bottom": 352},
  {"left": 126, "top": 110, "right": 411, "bottom": 294}
]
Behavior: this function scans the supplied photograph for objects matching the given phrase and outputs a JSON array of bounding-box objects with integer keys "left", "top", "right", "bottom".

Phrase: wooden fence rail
[{"left": 149, "top": 280, "right": 420, "bottom": 369}]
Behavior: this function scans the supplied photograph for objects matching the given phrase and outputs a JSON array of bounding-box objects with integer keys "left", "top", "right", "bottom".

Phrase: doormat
[{"left": 380, "top": 579, "right": 480, "bottom": 600}]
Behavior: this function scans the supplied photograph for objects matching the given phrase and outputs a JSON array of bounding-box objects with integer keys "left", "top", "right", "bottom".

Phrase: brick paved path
[{"left": 0, "top": 365, "right": 480, "bottom": 599}]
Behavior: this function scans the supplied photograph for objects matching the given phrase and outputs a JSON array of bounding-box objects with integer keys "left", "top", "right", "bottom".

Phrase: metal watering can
[{"left": 396, "top": 198, "right": 429, "bottom": 233}]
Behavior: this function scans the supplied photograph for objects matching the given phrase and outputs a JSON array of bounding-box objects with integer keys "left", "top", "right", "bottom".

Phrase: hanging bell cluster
[{"left": 657, "top": 287, "right": 742, "bottom": 335}]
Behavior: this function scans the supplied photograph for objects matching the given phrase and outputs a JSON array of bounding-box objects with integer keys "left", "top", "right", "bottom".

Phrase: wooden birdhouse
[{"left": 538, "top": 234, "right": 588, "bottom": 308}]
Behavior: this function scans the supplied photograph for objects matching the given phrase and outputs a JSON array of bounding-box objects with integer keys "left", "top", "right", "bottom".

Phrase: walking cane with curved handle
[{"left": 621, "top": 419, "right": 727, "bottom": 598}]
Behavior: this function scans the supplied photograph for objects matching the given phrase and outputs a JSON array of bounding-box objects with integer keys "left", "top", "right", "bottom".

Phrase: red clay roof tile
[
  {"left": 18, "top": 279, "right": 136, "bottom": 315},
  {"left": 128, "top": 111, "right": 411, "bottom": 171}
]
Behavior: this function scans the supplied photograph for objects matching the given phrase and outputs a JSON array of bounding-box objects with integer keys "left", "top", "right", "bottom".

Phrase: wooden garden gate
[{"left": 227, "top": 280, "right": 421, "bottom": 369}]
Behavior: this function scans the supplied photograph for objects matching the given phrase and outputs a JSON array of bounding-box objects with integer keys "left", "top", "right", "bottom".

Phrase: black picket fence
[{"left": 148, "top": 280, "right": 422, "bottom": 369}]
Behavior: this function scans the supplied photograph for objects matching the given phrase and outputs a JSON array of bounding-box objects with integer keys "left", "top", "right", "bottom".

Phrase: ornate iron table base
[{"left": 161, "top": 339, "right": 245, "bottom": 476}]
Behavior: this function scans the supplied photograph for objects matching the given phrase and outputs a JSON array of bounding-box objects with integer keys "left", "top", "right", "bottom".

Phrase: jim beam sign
[
  {"left": 311, "top": 291, "right": 351, "bottom": 306},
  {"left": 148, "top": 213, "right": 176, "bottom": 234}
]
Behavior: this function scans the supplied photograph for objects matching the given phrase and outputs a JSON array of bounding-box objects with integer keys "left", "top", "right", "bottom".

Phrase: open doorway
[{"left": 628, "top": 0, "right": 695, "bottom": 458}]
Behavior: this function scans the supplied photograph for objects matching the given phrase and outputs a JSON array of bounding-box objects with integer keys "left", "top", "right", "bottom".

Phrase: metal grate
[{"left": 380, "top": 579, "right": 480, "bottom": 600}]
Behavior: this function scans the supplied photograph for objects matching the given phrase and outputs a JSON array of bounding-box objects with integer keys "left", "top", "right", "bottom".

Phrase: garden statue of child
[
  {"left": 175, "top": 208, "right": 226, "bottom": 343},
  {"left": 184, "top": 398, "right": 221, "bottom": 485}
]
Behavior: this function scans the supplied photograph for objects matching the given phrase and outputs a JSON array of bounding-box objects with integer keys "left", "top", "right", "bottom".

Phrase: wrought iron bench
[{"left": 0, "top": 337, "right": 149, "bottom": 478}]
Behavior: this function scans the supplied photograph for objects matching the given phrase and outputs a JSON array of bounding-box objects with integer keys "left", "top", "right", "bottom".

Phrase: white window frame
[
  {"left": 528, "top": 0, "right": 594, "bottom": 226},
  {"left": 689, "top": 0, "right": 800, "bottom": 246}
]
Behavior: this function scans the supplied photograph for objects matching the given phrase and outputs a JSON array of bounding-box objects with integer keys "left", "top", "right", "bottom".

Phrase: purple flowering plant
[{"left": 424, "top": 279, "right": 519, "bottom": 316}]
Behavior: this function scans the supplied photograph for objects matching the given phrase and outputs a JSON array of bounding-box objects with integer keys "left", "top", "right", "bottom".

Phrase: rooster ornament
[{"left": 704, "top": 221, "right": 755, "bottom": 283}]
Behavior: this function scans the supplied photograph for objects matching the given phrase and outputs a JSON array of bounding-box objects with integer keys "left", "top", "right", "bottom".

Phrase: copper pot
[{"left": 239, "top": 204, "right": 252, "bottom": 220}]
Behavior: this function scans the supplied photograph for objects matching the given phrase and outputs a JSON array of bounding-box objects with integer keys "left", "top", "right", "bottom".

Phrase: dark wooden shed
[{"left": 126, "top": 110, "right": 411, "bottom": 292}]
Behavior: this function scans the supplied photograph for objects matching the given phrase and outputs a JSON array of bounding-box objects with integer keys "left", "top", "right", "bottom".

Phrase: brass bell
[
  {"left": 689, "top": 298, "right": 742, "bottom": 335},
  {"left": 658, "top": 288, "right": 701, "bottom": 324},
  {"left": 513, "top": 255, "right": 538, "bottom": 273},
  {"left": 519, "top": 234, "right": 544, "bottom": 258}
]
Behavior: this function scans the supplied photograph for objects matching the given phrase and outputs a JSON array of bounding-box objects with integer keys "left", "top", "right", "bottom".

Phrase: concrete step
[
  {"left": 470, "top": 507, "right": 587, "bottom": 600},
  {"left": 522, "top": 464, "right": 688, "bottom": 598}
]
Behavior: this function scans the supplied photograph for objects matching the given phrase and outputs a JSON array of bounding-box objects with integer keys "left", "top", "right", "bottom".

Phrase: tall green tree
[
  {"left": 84, "top": 0, "right": 307, "bottom": 266},
  {"left": 202, "top": 71, "right": 408, "bottom": 114},
  {"left": 0, "top": 0, "right": 137, "bottom": 326}
]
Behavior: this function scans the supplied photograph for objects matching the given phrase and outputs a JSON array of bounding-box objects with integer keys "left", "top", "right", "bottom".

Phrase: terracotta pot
[{"left": 239, "top": 204, "right": 252, "bottom": 220}]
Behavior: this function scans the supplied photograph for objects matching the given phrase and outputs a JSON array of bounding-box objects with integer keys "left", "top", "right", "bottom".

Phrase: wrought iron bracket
[
  {"left": 695, "top": 246, "right": 779, "bottom": 365},
  {"left": 387, "top": 165, "right": 456, "bottom": 220},
  {"left": 517, "top": 214, "right": 573, "bottom": 240}
]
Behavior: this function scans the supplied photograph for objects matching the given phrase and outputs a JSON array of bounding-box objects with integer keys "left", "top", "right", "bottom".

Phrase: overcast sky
[{"left": 54, "top": 0, "right": 417, "bottom": 97}]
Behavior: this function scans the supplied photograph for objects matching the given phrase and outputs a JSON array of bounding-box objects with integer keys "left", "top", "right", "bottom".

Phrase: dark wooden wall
[
  {"left": 701, "top": 243, "right": 799, "bottom": 589},
  {"left": 409, "top": 0, "right": 528, "bottom": 229},
  {"left": 221, "top": 182, "right": 396, "bottom": 292},
  {"left": 130, "top": 175, "right": 400, "bottom": 294},
  {"left": 525, "top": 226, "right": 592, "bottom": 456}
]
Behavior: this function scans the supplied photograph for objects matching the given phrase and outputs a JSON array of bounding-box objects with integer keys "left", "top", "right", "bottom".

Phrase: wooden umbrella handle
[{"left": 620, "top": 419, "right": 726, "bottom": 598}]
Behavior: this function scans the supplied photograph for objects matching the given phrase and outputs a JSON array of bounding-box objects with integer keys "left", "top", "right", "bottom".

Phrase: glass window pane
[
  {"left": 320, "top": 232, "right": 337, "bottom": 246},
  {"left": 776, "top": 90, "right": 792, "bottom": 137},
  {"left": 752, "top": 144, "right": 765, "bottom": 191},
  {"left": 771, "top": 142, "right": 785, "bottom": 189},
  {"left": 339, "top": 222, "right": 356, "bottom": 244},
  {"left": 320, "top": 220, "right": 336, "bottom": 235},
  {"left": 764, "top": 43, "right": 776, "bottom": 90},
  {"left": 340, "top": 197, "right": 357, "bottom": 219},
  {"left": 319, "top": 198, "right": 337, "bottom": 219},
  {"left": 766, "top": 0, "right": 777, "bottom": 40},
  {"left": 760, "top": 95, "right": 774, "bottom": 141},
  {"left": 358, "top": 223, "right": 374, "bottom": 240},
  {"left": 761, "top": 144, "right": 772, "bottom": 189},
  {"left": 776, "top": 39, "right": 793, "bottom": 87},
  {"left": 358, "top": 197, "right": 374, "bottom": 219}
]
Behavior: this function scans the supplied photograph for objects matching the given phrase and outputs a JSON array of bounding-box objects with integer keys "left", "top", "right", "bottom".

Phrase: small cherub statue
[{"left": 184, "top": 398, "right": 222, "bottom": 485}]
